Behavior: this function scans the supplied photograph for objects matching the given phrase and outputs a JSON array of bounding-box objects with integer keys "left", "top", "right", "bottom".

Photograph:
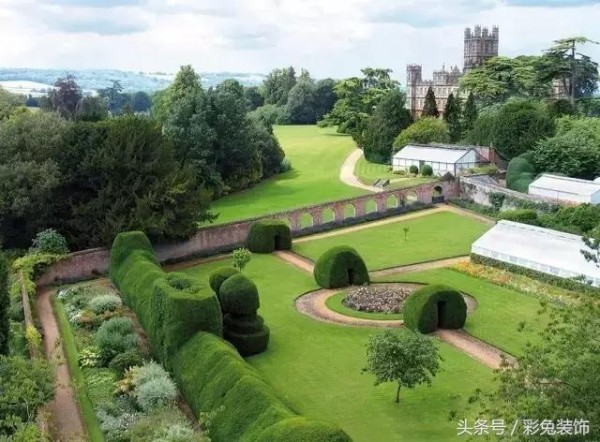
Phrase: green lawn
[
  {"left": 180, "top": 255, "right": 495, "bottom": 442},
  {"left": 354, "top": 155, "right": 434, "bottom": 189},
  {"left": 325, "top": 291, "right": 402, "bottom": 320},
  {"left": 376, "top": 268, "right": 546, "bottom": 356},
  {"left": 208, "top": 126, "right": 366, "bottom": 225},
  {"left": 293, "top": 211, "right": 490, "bottom": 270}
]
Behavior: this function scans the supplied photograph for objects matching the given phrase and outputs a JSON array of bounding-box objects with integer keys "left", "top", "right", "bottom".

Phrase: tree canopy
[
  {"left": 393, "top": 117, "right": 450, "bottom": 151},
  {"left": 443, "top": 93, "right": 462, "bottom": 142},
  {"left": 422, "top": 87, "right": 439, "bottom": 118}
]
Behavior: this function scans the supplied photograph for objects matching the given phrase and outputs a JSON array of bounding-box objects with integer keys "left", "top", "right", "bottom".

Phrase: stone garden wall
[{"left": 37, "top": 179, "right": 458, "bottom": 286}]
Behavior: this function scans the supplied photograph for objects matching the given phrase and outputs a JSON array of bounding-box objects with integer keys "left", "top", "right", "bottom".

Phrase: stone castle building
[{"left": 406, "top": 25, "right": 499, "bottom": 117}]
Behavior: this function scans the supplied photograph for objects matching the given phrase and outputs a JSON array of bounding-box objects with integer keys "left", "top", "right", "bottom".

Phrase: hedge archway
[
  {"left": 247, "top": 220, "right": 292, "bottom": 253},
  {"left": 313, "top": 246, "right": 369, "bottom": 289},
  {"left": 403, "top": 284, "right": 467, "bottom": 334}
]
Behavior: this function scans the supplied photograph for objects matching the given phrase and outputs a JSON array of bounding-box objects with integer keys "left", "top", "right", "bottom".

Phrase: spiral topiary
[
  {"left": 246, "top": 220, "right": 292, "bottom": 253},
  {"left": 313, "top": 246, "right": 369, "bottom": 289},
  {"left": 403, "top": 284, "right": 467, "bottom": 334}
]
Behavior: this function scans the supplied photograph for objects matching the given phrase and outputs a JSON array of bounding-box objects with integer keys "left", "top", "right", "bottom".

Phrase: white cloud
[{"left": 0, "top": 0, "right": 598, "bottom": 83}]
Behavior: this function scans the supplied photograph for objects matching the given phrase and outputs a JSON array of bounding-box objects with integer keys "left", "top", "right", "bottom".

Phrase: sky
[{"left": 1, "top": 0, "right": 599, "bottom": 82}]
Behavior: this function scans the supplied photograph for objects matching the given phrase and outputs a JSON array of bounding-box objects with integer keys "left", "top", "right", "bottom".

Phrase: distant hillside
[{"left": 0, "top": 68, "right": 266, "bottom": 94}]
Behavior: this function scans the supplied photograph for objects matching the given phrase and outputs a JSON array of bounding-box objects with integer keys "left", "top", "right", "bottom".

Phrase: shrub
[
  {"left": 219, "top": 274, "right": 259, "bottom": 315},
  {"left": 506, "top": 153, "right": 537, "bottom": 192},
  {"left": 78, "top": 346, "right": 102, "bottom": 368},
  {"left": 132, "top": 361, "right": 169, "bottom": 386},
  {"left": 30, "top": 228, "right": 69, "bottom": 255},
  {"left": 403, "top": 284, "right": 467, "bottom": 334},
  {"left": 135, "top": 376, "right": 177, "bottom": 411},
  {"left": 246, "top": 220, "right": 292, "bottom": 253},
  {"left": 498, "top": 209, "right": 539, "bottom": 225},
  {"left": 279, "top": 158, "right": 293, "bottom": 173},
  {"left": 109, "top": 349, "right": 144, "bottom": 377},
  {"left": 313, "top": 246, "right": 370, "bottom": 289},
  {"left": 89, "top": 294, "right": 122, "bottom": 314},
  {"left": 409, "top": 165, "right": 419, "bottom": 174},
  {"left": 232, "top": 248, "right": 252, "bottom": 271},
  {"left": 172, "top": 333, "right": 351, "bottom": 442},
  {"left": 95, "top": 317, "right": 139, "bottom": 365},
  {"left": 420, "top": 164, "right": 433, "bottom": 176},
  {"left": 209, "top": 267, "right": 240, "bottom": 296}
]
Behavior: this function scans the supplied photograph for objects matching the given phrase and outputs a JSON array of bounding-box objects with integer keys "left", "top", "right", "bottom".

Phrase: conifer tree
[
  {"left": 443, "top": 93, "right": 462, "bottom": 142},
  {"left": 422, "top": 87, "right": 439, "bottom": 118},
  {"left": 462, "top": 93, "right": 478, "bottom": 137}
]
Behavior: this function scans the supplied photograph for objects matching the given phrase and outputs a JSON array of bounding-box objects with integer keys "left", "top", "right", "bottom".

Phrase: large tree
[
  {"left": 244, "top": 86, "right": 264, "bottom": 111},
  {"left": 319, "top": 68, "right": 399, "bottom": 144},
  {"left": 443, "top": 93, "right": 462, "bottom": 142},
  {"left": 467, "top": 98, "right": 555, "bottom": 160},
  {"left": 263, "top": 67, "right": 297, "bottom": 106},
  {"left": 539, "top": 37, "right": 599, "bottom": 104},
  {"left": 393, "top": 117, "right": 450, "bottom": 151},
  {"left": 46, "top": 75, "right": 82, "bottom": 119},
  {"left": 362, "top": 89, "right": 412, "bottom": 163},
  {"left": 0, "top": 88, "right": 25, "bottom": 121},
  {"left": 533, "top": 116, "right": 600, "bottom": 180},
  {"left": 363, "top": 330, "right": 441, "bottom": 403},
  {"left": 0, "top": 254, "right": 8, "bottom": 356},
  {"left": 285, "top": 79, "right": 317, "bottom": 124},
  {"left": 462, "top": 93, "right": 478, "bottom": 137},
  {"left": 471, "top": 298, "right": 600, "bottom": 441},
  {"left": 130, "top": 91, "right": 152, "bottom": 113},
  {"left": 422, "top": 87, "right": 439, "bottom": 118},
  {"left": 313, "top": 78, "right": 337, "bottom": 121}
]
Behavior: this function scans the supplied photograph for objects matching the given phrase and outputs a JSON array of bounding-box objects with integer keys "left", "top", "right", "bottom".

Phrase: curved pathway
[
  {"left": 340, "top": 149, "right": 383, "bottom": 193},
  {"left": 36, "top": 287, "right": 87, "bottom": 441}
]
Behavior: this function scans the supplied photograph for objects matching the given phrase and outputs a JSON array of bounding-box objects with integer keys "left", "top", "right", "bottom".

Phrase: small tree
[
  {"left": 403, "top": 227, "right": 409, "bottom": 242},
  {"left": 422, "top": 87, "right": 439, "bottom": 118},
  {"left": 443, "top": 93, "right": 462, "bottom": 142},
  {"left": 30, "top": 229, "right": 69, "bottom": 255},
  {"left": 232, "top": 248, "right": 252, "bottom": 272},
  {"left": 363, "top": 330, "right": 441, "bottom": 403}
]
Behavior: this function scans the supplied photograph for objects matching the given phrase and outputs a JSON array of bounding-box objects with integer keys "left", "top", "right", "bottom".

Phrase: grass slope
[
  {"left": 208, "top": 126, "right": 366, "bottom": 225},
  {"left": 376, "top": 268, "right": 546, "bottom": 356},
  {"left": 180, "top": 255, "right": 494, "bottom": 442},
  {"left": 354, "top": 155, "right": 433, "bottom": 189},
  {"left": 293, "top": 212, "right": 490, "bottom": 271}
]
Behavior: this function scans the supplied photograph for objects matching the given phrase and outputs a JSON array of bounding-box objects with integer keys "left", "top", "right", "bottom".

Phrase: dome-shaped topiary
[
  {"left": 403, "top": 284, "right": 467, "bottom": 334},
  {"left": 209, "top": 267, "right": 241, "bottom": 295},
  {"left": 219, "top": 274, "right": 260, "bottom": 315},
  {"left": 421, "top": 164, "right": 433, "bottom": 176},
  {"left": 313, "top": 246, "right": 369, "bottom": 289},
  {"left": 247, "top": 220, "right": 292, "bottom": 253}
]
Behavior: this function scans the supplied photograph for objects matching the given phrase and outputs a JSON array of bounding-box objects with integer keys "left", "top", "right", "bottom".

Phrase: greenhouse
[
  {"left": 472, "top": 220, "right": 600, "bottom": 287},
  {"left": 528, "top": 174, "right": 600, "bottom": 205}
]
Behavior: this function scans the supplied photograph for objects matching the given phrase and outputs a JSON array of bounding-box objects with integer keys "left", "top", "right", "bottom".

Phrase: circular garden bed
[{"left": 324, "top": 283, "right": 418, "bottom": 321}]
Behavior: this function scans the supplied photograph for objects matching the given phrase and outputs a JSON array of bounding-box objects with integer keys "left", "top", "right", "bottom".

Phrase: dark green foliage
[
  {"left": 247, "top": 220, "right": 292, "bottom": 253},
  {"left": 109, "top": 231, "right": 222, "bottom": 364},
  {"left": 313, "top": 246, "right": 370, "bottom": 289},
  {"left": 313, "top": 79, "right": 338, "bottom": 121},
  {"left": 285, "top": 80, "right": 317, "bottom": 124},
  {"left": 467, "top": 99, "right": 555, "bottom": 160},
  {"left": 498, "top": 209, "right": 540, "bottom": 225},
  {"left": 244, "top": 86, "right": 264, "bottom": 111},
  {"left": 219, "top": 274, "right": 259, "bottom": 315},
  {"left": 30, "top": 228, "right": 69, "bottom": 255},
  {"left": 172, "top": 332, "right": 350, "bottom": 442},
  {"left": 94, "top": 316, "right": 139, "bottom": 365},
  {"left": 462, "top": 93, "right": 478, "bottom": 137},
  {"left": 409, "top": 165, "right": 419, "bottom": 174},
  {"left": 420, "top": 164, "right": 433, "bottom": 177},
  {"left": 0, "top": 255, "right": 8, "bottom": 355},
  {"left": 219, "top": 274, "right": 269, "bottom": 355},
  {"left": 488, "top": 192, "right": 506, "bottom": 211},
  {"left": 393, "top": 117, "right": 450, "bottom": 150},
  {"left": 539, "top": 204, "right": 600, "bottom": 235},
  {"left": 108, "top": 349, "right": 144, "bottom": 377},
  {"left": 263, "top": 67, "right": 297, "bottom": 106},
  {"left": 249, "top": 117, "right": 285, "bottom": 179},
  {"left": 362, "top": 89, "right": 412, "bottom": 164},
  {"left": 422, "top": 87, "right": 439, "bottom": 118},
  {"left": 209, "top": 267, "right": 240, "bottom": 296},
  {"left": 443, "top": 93, "right": 462, "bottom": 142},
  {"left": 506, "top": 153, "right": 537, "bottom": 192},
  {"left": 403, "top": 284, "right": 467, "bottom": 334}
]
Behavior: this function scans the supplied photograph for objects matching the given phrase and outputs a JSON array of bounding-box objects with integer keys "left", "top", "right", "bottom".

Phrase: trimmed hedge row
[
  {"left": 109, "top": 232, "right": 222, "bottom": 364},
  {"left": 403, "top": 284, "right": 467, "bottom": 334},
  {"left": 498, "top": 209, "right": 540, "bottom": 225},
  {"left": 471, "top": 254, "right": 600, "bottom": 296},
  {"left": 313, "top": 246, "right": 369, "bottom": 289},
  {"left": 247, "top": 220, "right": 292, "bottom": 253},
  {"left": 173, "top": 332, "right": 351, "bottom": 442}
]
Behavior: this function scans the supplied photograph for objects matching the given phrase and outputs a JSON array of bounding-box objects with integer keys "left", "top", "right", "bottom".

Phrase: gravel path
[
  {"left": 36, "top": 287, "right": 87, "bottom": 441},
  {"left": 339, "top": 149, "right": 383, "bottom": 193}
]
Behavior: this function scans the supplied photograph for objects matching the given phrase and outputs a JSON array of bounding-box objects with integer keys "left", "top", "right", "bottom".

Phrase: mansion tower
[{"left": 406, "top": 25, "right": 499, "bottom": 117}]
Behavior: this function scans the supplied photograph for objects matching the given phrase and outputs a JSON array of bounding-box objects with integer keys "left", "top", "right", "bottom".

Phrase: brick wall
[{"left": 36, "top": 179, "right": 458, "bottom": 286}]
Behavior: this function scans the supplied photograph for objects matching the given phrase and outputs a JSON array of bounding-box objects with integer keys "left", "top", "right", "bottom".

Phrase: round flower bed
[{"left": 343, "top": 285, "right": 413, "bottom": 314}]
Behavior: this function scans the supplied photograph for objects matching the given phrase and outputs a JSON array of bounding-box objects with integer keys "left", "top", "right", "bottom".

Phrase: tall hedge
[
  {"left": 0, "top": 254, "right": 9, "bottom": 355},
  {"left": 247, "top": 220, "right": 292, "bottom": 253},
  {"left": 506, "top": 152, "right": 537, "bottom": 193},
  {"left": 109, "top": 231, "right": 222, "bottom": 363},
  {"left": 313, "top": 246, "right": 369, "bottom": 289},
  {"left": 403, "top": 284, "right": 467, "bottom": 334},
  {"left": 173, "top": 332, "right": 351, "bottom": 442}
]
